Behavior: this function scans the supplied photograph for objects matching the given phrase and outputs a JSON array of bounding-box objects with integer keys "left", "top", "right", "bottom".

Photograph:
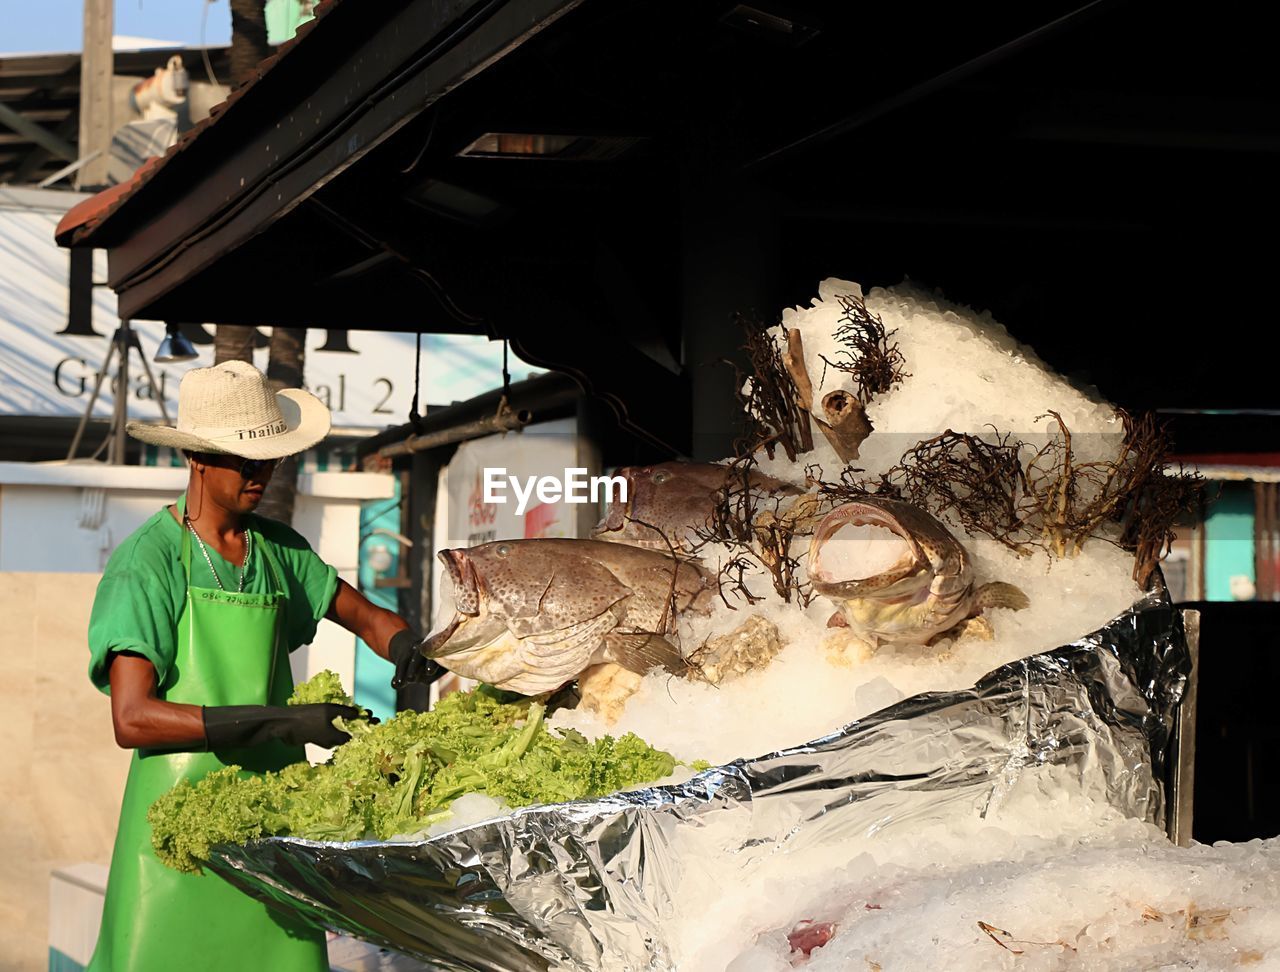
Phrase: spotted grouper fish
[
  {"left": 424, "top": 539, "right": 716, "bottom": 695},
  {"left": 593, "top": 461, "right": 803, "bottom": 553},
  {"left": 808, "top": 497, "right": 1029, "bottom": 647}
]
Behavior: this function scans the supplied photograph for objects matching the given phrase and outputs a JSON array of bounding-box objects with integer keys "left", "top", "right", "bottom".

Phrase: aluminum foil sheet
[{"left": 209, "top": 587, "right": 1189, "bottom": 971}]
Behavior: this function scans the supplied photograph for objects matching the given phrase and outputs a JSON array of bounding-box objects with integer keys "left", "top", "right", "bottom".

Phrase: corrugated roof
[{"left": 54, "top": 0, "right": 340, "bottom": 248}]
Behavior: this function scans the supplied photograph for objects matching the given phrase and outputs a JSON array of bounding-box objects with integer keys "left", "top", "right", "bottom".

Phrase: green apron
[{"left": 89, "top": 509, "right": 328, "bottom": 972}]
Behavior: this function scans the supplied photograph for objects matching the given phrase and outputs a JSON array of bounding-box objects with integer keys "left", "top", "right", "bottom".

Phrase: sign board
[
  {"left": 442, "top": 418, "right": 584, "bottom": 548},
  {"left": 0, "top": 187, "right": 524, "bottom": 431}
]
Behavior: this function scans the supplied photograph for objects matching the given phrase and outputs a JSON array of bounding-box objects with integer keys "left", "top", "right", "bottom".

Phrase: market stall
[
  {"left": 53, "top": 1, "right": 1280, "bottom": 969},
  {"left": 144, "top": 282, "right": 1218, "bottom": 969}
]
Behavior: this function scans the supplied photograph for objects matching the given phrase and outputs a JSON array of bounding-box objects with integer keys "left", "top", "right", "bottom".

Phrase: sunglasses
[
  {"left": 237, "top": 457, "right": 279, "bottom": 479},
  {"left": 192, "top": 452, "right": 279, "bottom": 478}
]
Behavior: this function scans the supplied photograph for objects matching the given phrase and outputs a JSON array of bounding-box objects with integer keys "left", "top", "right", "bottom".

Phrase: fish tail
[{"left": 973, "top": 582, "right": 1031, "bottom": 612}]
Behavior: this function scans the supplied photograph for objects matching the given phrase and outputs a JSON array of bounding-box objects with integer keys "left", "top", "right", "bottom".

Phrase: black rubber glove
[
  {"left": 389, "top": 629, "right": 445, "bottom": 690},
  {"left": 202, "top": 704, "right": 361, "bottom": 751}
]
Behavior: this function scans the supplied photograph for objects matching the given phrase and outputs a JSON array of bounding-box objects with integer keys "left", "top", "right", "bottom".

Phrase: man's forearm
[
  {"left": 109, "top": 655, "right": 206, "bottom": 749},
  {"left": 112, "top": 698, "right": 206, "bottom": 749},
  {"left": 365, "top": 605, "right": 410, "bottom": 660},
  {"left": 328, "top": 578, "right": 410, "bottom": 659}
]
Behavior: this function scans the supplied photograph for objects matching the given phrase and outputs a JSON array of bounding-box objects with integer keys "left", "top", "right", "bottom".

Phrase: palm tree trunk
[
  {"left": 214, "top": 3, "right": 271, "bottom": 367},
  {"left": 257, "top": 327, "right": 307, "bottom": 525},
  {"left": 215, "top": 2, "right": 309, "bottom": 527},
  {"left": 228, "top": 0, "right": 270, "bottom": 88},
  {"left": 213, "top": 325, "right": 258, "bottom": 364}
]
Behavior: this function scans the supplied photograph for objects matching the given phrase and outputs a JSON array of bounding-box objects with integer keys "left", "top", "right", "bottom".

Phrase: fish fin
[
  {"left": 826, "top": 611, "right": 849, "bottom": 628},
  {"left": 972, "top": 582, "right": 1030, "bottom": 612},
  {"left": 516, "top": 610, "right": 618, "bottom": 659},
  {"left": 596, "top": 632, "right": 691, "bottom": 677}
]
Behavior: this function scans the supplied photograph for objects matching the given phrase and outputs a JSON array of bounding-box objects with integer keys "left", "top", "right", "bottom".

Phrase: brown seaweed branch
[
  {"left": 820, "top": 294, "right": 909, "bottom": 403},
  {"left": 1022, "top": 411, "right": 1205, "bottom": 584},
  {"left": 814, "top": 410, "right": 1203, "bottom": 584},
  {"left": 733, "top": 315, "right": 812, "bottom": 462},
  {"left": 691, "top": 454, "right": 816, "bottom": 605},
  {"left": 888, "top": 429, "right": 1029, "bottom": 552}
]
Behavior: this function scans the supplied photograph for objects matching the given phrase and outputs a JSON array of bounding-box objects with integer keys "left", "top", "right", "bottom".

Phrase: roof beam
[
  {"left": 97, "top": 0, "right": 584, "bottom": 320},
  {"left": 0, "top": 101, "right": 76, "bottom": 160},
  {"left": 748, "top": 0, "right": 1114, "bottom": 171},
  {"left": 11, "top": 112, "right": 79, "bottom": 183}
]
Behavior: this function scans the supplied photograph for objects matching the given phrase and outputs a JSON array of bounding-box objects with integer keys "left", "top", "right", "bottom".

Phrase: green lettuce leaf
[{"left": 149, "top": 673, "right": 695, "bottom": 872}]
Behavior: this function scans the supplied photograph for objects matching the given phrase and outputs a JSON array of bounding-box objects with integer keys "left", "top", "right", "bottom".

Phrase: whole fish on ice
[
  {"left": 593, "top": 461, "right": 803, "bottom": 553},
  {"left": 424, "top": 538, "right": 715, "bottom": 695},
  {"left": 809, "top": 497, "right": 1029, "bottom": 647}
]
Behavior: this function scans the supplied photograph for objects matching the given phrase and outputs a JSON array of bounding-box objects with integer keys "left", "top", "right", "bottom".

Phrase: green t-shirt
[{"left": 87, "top": 501, "right": 338, "bottom": 694}]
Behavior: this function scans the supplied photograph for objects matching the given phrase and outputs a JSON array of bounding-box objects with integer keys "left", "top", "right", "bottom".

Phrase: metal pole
[
  {"left": 66, "top": 330, "right": 118, "bottom": 460},
  {"left": 1171, "top": 608, "right": 1200, "bottom": 847},
  {"left": 132, "top": 331, "right": 174, "bottom": 426},
  {"left": 76, "top": 0, "right": 114, "bottom": 189},
  {"left": 37, "top": 150, "right": 104, "bottom": 189},
  {"left": 377, "top": 410, "right": 533, "bottom": 459},
  {"left": 113, "top": 321, "right": 131, "bottom": 464}
]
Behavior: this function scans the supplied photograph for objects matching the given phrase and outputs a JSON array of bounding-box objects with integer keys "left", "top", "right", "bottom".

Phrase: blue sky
[{"left": 1, "top": 0, "right": 232, "bottom": 54}]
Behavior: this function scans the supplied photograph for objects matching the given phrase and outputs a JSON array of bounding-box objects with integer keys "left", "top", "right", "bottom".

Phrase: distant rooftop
[
  {"left": 0, "top": 35, "right": 187, "bottom": 59},
  {"left": 0, "top": 42, "right": 230, "bottom": 187}
]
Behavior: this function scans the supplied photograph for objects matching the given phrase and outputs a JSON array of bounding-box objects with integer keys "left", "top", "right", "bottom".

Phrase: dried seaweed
[
  {"left": 692, "top": 455, "right": 816, "bottom": 606},
  {"left": 884, "top": 429, "right": 1029, "bottom": 552},
  {"left": 820, "top": 294, "right": 909, "bottom": 403},
  {"left": 748, "top": 505, "right": 810, "bottom": 606},
  {"left": 813, "top": 411, "right": 1202, "bottom": 584},
  {"left": 713, "top": 555, "right": 767, "bottom": 609},
  {"left": 733, "top": 315, "right": 812, "bottom": 462},
  {"left": 1021, "top": 411, "right": 1205, "bottom": 585}
]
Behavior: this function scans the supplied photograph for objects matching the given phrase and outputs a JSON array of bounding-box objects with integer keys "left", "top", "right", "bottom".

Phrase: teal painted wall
[
  {"left": 49, "top": 948, "right": 84, "bottom": 971},
  {"left": 352, "top": 484, "right": 402, "bottom": 721},
  {"left": 1204, "top": 482, "right": 1255, "bottom": 601}
]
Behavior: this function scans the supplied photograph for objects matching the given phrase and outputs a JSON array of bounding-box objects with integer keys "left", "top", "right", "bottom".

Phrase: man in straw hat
[{"left": 85, "top": 361, "right": 440, "bottom": 971}]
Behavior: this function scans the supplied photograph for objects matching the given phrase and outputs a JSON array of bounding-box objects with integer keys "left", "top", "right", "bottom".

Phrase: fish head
[
  {"left": 429, "top": 541, "right": 551, "bottom": 659},
  {"left": 593, "top": 461, "right": 801, "bottom": 551},
  {"left": 438, "top": 540, "right": 576, "bottom": 623},
  {"left": 424, "top": 540, "right": 644, "bottom": 689},
  {"left": 438, "top": 547, "right": 482, "bottom": 616},
  {"left": 431, "top": 538, "right": 637, "bottom": 645},
  {"left": 808, "top": 497, "right": 969, "bottom": 603}
]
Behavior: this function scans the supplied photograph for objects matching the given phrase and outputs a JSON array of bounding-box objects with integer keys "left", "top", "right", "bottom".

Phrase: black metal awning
[{"left": 58, "top": 0, "right": 1280, "bottom": 456}]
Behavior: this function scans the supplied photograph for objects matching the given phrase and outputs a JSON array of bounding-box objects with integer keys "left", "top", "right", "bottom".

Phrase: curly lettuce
[{"left": 149, "top": 674, "right": 688, "bottom": 873}]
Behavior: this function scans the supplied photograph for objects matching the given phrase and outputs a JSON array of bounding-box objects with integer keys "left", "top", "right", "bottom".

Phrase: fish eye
[
  {"left": 495, "top": 543, "right": 512, "bottom": 556},
  {"left": 652, "top": 470, "right": 672, "bottom": 484}
]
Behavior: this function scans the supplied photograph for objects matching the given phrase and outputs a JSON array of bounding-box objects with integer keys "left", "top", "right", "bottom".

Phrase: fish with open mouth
[
  {"left": 424, "top": 538, "right": 715, "bottom": 695},
  {"left": 808, "top": 497, "right": 1029, "bottom": 647},
  {"left": 593, "top": 461, "right": 803, "bottom": 553}
]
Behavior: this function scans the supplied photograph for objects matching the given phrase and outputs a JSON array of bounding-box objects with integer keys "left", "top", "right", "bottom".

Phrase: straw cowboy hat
[{"left": 127, "top": 360, "right": 331, "bottom": 460}]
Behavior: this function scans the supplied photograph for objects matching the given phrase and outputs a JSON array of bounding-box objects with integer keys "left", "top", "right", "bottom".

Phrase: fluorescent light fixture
[{"left": 458, "top": 132, "right": 641, "bottom": 161}]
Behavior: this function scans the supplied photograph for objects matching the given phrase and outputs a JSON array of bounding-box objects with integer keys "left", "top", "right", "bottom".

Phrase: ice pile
[
  {"left": 762, "top": 277, "right": 1124, "bottom": 484},
  {"left": 628, "top": 778, "right": 1278, "bottom": 972},
  {"left": 551, "top": 278, "right": 1145, "bottom": 766},
  {"left": 722, "top": 832, "right": 1280, "bottom": 972},
  {"left": 554, "top": 536, "right": 1141, "bottom": 767}
]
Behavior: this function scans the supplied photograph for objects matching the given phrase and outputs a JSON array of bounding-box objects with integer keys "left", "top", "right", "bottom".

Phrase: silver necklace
[{"left": 185, "top": 515, "right": 252, "bottom": 593}]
